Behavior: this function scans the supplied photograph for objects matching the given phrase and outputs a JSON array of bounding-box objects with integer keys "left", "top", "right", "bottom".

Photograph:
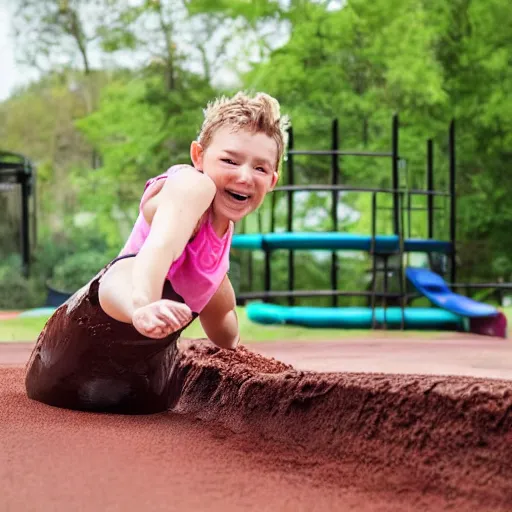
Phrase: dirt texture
[
  {"left": 172, "top": 339, "right": 512, "bottom": 509},
  {"left": 1, "top": 336, "right": 512, "bottom": 511}
]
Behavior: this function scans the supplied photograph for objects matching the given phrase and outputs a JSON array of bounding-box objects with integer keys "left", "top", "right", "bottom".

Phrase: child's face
[{"left": 191, "top": 126, "right": 279, "bottom": 223}]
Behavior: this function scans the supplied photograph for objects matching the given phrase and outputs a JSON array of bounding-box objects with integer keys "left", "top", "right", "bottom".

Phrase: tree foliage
[{"left": 2, "top": 0, "right": 512, "bottom": 294}]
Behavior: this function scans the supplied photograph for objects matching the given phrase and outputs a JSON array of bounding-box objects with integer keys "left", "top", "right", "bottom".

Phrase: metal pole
[
  {"left": 407, "top": 189, "right": 412, "bottom": 238},
  {"left": 20, "top": 169, "right": 30, "bottom": 277},
  {"left": 247, "top": 251, "right": 253, "bottom": 298},
  {"left": 427, "top": 139, "right": 434, "bottom": 239},
  {"left": 241, "top": 216, "right": 253, "bottom": 298},
  {"left": 370, "top": 192, "right": 378, "bottom": 328},
  {"left": 264, "top": 248, "right": 271, "bottom": 302},
  {"left": 270, "top": 189, "right": 276, "bottom": 233},
  {"left": 392, "top": 114, "right": 399, "bottom": 235},
  {"left": 398, "top": 191, "right": 405, "bottom": 328},
  {"left": 31, "top": 163, "right": 37, "bottom": 251},
  {"left": 449, "top": 120, "right": 457, "bottom": 284},
  {"left": 331, "top": 119, "right": 339, "bottom": 307},
  {"left": 287, "top": 126, "right": 295, "bottom": 306}
]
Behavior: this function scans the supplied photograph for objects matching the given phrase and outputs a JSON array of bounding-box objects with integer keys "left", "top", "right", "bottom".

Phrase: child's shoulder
[
  {"left": 144, "top": 164, "right": 192, "bottom": 188},
  {"left": 141, "top": 165, "right": 215, "bottom": 217},
  {"left": 144, "top": 165, "right": 212, "bottom": 194},
  {"left": 159, "top": 165, "right": 216, "bottom": 196}
]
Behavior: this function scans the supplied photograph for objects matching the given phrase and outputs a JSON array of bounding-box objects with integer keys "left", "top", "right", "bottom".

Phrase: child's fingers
[
  {"left": 137, "top": 312, "right": 166, "bottom": 329},
  {"left": 133, "top": 300, "right": 193, "bottom": 339},
  {"left": 158, "top": 304, "right": 192, "bottom": 325},
  {"left": 158, "top": 307, "right": 179, "bottom": 325},
  {"left": 161, "top": 300, "right": 192, "bottom": 316},
  {"left": 181, "top": 304, "right": 193, "bottom": 317},
  {"left": 151, "top": 327, "right": 166, "bottom": 338},
  {"left": 176, "top": 304, "right": 193, "bottom": 320},
  {"left": 175, "top": 308, "right": 192, "bottom": 323},
  {"left": 136, "top": 318, "right": 167, "bottom": 338},
  {"left": 144, "top": 325, "right": 167, "bottom": 339},
  {"left": 139, "top": 318, "right": 151, "bottom": 332},
  {"left": 152, "top": 317, "right": 167, "bottom": 328}
]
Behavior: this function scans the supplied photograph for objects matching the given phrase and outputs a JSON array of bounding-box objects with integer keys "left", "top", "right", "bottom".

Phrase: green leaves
[
  {"left": 4, "top": 0, "right": 512, "bottom": 285},
  {"left": 185, "top": 0, "right": 282, "bottom": 23}
]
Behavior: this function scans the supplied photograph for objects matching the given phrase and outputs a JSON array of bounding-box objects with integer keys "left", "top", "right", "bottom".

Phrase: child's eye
[
  {"left": 222, "top": 158, "right": 237, "bottom": 165},
  {"left": 256, "top": 167, "right": 266, "bottom": 173}
]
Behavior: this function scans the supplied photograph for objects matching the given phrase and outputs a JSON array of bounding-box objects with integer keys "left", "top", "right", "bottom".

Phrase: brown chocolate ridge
[{"left": 172, "top": 339, "right": 512, "bottom": 508}]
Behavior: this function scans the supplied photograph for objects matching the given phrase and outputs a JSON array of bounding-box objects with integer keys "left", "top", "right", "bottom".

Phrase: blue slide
[{"left": 406, "top": 267, "right": 498, "bottom": 318}]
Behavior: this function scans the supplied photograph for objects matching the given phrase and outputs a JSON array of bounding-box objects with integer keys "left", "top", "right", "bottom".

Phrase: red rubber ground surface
[{"left": 2, "top": 334, "right": 512, "bottom": 511}]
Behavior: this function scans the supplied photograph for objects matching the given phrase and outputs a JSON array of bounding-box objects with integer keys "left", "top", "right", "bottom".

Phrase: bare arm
[
  {"left": 199, "top": 275, "right": 240, "bottom": 350},
  {"left": 131, "top": 167, "right": 216, "bottom": 309}
]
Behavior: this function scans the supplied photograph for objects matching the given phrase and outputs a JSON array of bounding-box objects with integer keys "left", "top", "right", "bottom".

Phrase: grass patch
[
  {"left": 0, "top": 308, "right": 376, "bottom": 342},
  {"left": 0, "top": 317, "right": 48, "bottom": 342},
  {"left": 2, "top": 306, "right": 512, "bottom": 343}
]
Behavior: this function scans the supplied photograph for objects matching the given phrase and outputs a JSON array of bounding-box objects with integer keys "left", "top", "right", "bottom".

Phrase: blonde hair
[{"left": 198, "top": 91, "right": 289, "bottom": 171}]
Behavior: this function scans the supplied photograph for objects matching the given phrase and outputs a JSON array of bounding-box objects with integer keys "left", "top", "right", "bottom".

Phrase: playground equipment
[
  {"left": 232, "top": 116, "right": 507, "bottom": 337},
  {"left": 0, "top": 151, "right": 36, "bottom": 276},
  {"left": 405, "top": 268, "right": 506, "bottom": 337}
]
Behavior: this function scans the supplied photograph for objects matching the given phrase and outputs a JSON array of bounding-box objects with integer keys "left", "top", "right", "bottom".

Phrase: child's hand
[{"left": 132, "top": 299, "right": 193, "bottom": 339}]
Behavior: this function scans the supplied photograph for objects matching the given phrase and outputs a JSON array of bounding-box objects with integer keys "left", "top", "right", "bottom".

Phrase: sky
[
  {"left": 0, "top": 0, "right": 346, "bottom": 102},
  {"left": 0, "top": 1, "right": 277, "bottom": 102},
  {"left": 0, "top": 2, "right": 22, "bottom": 101},
  {"left": 0, "top": 1, "right": 43, "bottom": 101}
]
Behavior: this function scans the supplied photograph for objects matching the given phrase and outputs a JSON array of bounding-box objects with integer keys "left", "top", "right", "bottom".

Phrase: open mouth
[{"left": 226, "top": 190, "right": 251, "bottom": 202}]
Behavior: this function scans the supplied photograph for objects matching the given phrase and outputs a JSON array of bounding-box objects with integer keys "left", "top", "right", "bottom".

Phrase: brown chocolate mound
[{"left": 172, "top": 339, "right": 512, "bottom": 508}]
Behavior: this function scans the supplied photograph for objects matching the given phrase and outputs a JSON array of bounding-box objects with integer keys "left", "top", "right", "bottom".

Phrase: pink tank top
[{"left": 121, "top": 167, "right": 233, "bottom": 313}]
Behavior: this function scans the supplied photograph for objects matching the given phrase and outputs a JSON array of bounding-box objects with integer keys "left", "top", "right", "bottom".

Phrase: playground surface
[{"left": 2, "top": 333, "right": 512, "bottom": 511}]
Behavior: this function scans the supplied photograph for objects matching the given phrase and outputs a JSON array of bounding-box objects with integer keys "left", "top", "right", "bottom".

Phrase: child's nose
[{"left": 237, "top": 164, "right": 253, "bottom": 183}]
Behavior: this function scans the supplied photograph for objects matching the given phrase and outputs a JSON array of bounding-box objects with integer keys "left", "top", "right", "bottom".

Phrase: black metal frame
[
  {"left": 233, "top": 116, "right": 508, "bottom": 325},
  {"left": 449, "top": 120, "right": 457, "bottom": 284},
  {"left": 267, "top": 115, "right": 406, "bottom": 313},
  {"left": 0, "top": 151, "right": 36, "bottom": 276}
]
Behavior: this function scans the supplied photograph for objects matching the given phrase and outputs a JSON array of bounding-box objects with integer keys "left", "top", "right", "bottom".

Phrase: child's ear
[
  {"left": 190, "top": 141, "right": 204, "bottom": 171},
  {"left": 269, "top": 170, "right": 279, "bottom": 190}
]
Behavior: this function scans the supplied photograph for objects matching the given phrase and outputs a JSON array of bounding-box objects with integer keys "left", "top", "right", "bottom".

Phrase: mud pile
[{"left": 172, "top": 339, "right": 512, "bottom": 507}]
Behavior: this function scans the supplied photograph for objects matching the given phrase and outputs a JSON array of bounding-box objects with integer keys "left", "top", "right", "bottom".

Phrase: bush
[
  {"left": 50, "top": 250, "right": 112, "bottom": 292},
  {"left": 0, "top": 257, "right": 45, "bottom": 309},
  {"left": 32, "top": 224, "right": 115, "bottom": 283},
  {"left": 31, "top": 236, "right": 75, "bottom": 283}
]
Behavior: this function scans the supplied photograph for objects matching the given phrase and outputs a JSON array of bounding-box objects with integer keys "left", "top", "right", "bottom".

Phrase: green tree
[
  {"left": 4, "top": 0, "right": 512, "bottom": 289},
  {"left": 431, "top": 0, "right": 512, "bottom": 280}
]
